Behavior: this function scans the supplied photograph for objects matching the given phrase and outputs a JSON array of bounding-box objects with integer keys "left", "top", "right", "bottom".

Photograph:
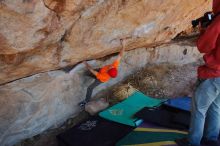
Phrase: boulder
[
  {"left": 0, "top": 42, "right": 201, "bottom": 145},
  {"left": 0, "top": 0, "right": 211, "bottom": 84}
]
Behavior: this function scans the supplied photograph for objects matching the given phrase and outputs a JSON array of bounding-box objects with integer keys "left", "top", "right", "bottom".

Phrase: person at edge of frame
[{"left": 176, "top": 0, "right": 220, "bottom": 146}]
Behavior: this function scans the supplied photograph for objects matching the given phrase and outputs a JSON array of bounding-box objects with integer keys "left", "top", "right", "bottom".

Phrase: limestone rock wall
[
  {"left": 0, "top": 0, "right": 211, "bottom": 85},
  {"left": 0, "top": 42, "right": 201, "bottom": 146},
  {"left": 0, "top": 0, "right": 211, "bottom": 145}
]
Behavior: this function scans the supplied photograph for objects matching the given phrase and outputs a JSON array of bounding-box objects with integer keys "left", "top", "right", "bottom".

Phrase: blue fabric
[
  {"left": 189, "top": 78, "right": 220, "bottom": 146},
  {"left": 164, "top": 97, "right": 191, "bottom": 111}
]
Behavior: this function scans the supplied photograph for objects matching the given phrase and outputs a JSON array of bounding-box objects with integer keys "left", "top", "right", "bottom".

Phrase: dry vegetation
[{"left": 110, "top": 62, "right": 201, "bottom": 102}]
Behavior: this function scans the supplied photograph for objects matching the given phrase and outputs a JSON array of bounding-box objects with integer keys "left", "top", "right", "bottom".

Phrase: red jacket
[{"left": 197, "top": 1, "right": 220, "bottom": 79}]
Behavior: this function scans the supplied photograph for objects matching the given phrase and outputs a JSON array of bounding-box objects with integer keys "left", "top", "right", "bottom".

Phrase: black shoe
[
  {"left": 175, "top": 138, "right": 199, "bottom": 146},
  {"left": 203, "top": 139, "right": 219, "bottom": 146},
  {"left": 78, "top": 101, "right": 87, "bottom": 107}
]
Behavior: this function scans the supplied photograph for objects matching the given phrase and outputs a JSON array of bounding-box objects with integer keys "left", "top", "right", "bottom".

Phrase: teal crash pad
[{"left": 99, "top": 91, "right": 163, "bottom": 127}]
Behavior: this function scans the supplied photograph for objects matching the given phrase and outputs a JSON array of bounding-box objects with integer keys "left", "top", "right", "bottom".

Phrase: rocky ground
[{"left": 15, "top": 61, "right": 202, "bottom": 146}]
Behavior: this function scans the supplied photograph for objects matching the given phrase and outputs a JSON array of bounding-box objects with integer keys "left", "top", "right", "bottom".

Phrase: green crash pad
[
  {"left": 116, "top": 122, "right": 187, "bottom": 146},
  {"left": 99, "top": 91, "right": 163, "bottom": 127}
]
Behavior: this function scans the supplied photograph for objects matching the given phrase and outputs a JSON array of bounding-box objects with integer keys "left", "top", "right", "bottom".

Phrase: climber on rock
[{"left": 79, "top": 39, "right": 126, "bottom": 107}]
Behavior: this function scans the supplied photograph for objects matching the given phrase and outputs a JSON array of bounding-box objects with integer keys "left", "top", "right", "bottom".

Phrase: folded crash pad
[
  {"left": 57, "top": 116, "right": 134, "bottom": 146},
  {"left": 99, "top": 91, "right": 163, "bottom": 127},
  {"left": 116, "top": 122, "right": 187, "bottom": 146},
  {"left": 117, "top": 122, "right": 220, "bottom": 146},
  {"left": 135, "top": 104, "right": 191, "bottom": 130}
]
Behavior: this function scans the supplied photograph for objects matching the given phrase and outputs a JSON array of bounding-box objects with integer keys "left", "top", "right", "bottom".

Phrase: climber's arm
[
  {"left": 83, "top": 61, "right": 98, "bottom": 76},
  {"left": 116, "top": 39, "right": 125, "bottom": 62}
]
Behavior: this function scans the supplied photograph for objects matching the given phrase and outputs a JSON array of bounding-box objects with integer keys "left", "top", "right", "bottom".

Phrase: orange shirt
[{"left": 96, "top": 59, "right": 120, "bottom": 82}]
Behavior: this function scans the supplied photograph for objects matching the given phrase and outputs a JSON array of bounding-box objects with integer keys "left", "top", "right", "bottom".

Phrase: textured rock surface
[
  {"left": 0, "top": 42, "right": 201, "bottom": 146},
  {"left": 0, "top": 0, "right": 211, "bottom": 145},
  {"left": 0, "top": 0, "right": 211, "bottom": 85}
]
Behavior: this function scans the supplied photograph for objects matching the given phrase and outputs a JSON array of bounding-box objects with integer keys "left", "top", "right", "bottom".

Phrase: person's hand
[
  {"left": 83, "top": 61, "right": 98, "bottom": 75},
  {"left": 120, "top": 39, "right": 126, "bottom": 48},
  {"left": 83, "top": 61, "right": 89, "bottom": 67},
  {"left": 120, "top": 39, "right": 126, "bottom": 53},
  {"left": 118, "top": 39, "right": 125, "bottom": 59}
]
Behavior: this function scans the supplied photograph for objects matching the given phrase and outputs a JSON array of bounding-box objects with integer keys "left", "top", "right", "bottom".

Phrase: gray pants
[
  {"left": 85, "top": 79, "right": 102, "bottom": 102},
  {"left": 79, "top": 71, "right": 102, "bottom": 107}
]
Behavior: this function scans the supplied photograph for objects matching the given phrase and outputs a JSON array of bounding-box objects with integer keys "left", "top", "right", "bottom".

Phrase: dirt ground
[{"left": 15, "top": 61, "right": 202, "bottom": 146}]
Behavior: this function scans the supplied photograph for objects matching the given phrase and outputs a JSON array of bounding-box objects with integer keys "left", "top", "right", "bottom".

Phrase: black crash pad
[
  {"left": 57, "top": 116, "right": 134, "bottom": 146},
  {"left": 135, "top": 104, "right": 191, "bottom": 130}
]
